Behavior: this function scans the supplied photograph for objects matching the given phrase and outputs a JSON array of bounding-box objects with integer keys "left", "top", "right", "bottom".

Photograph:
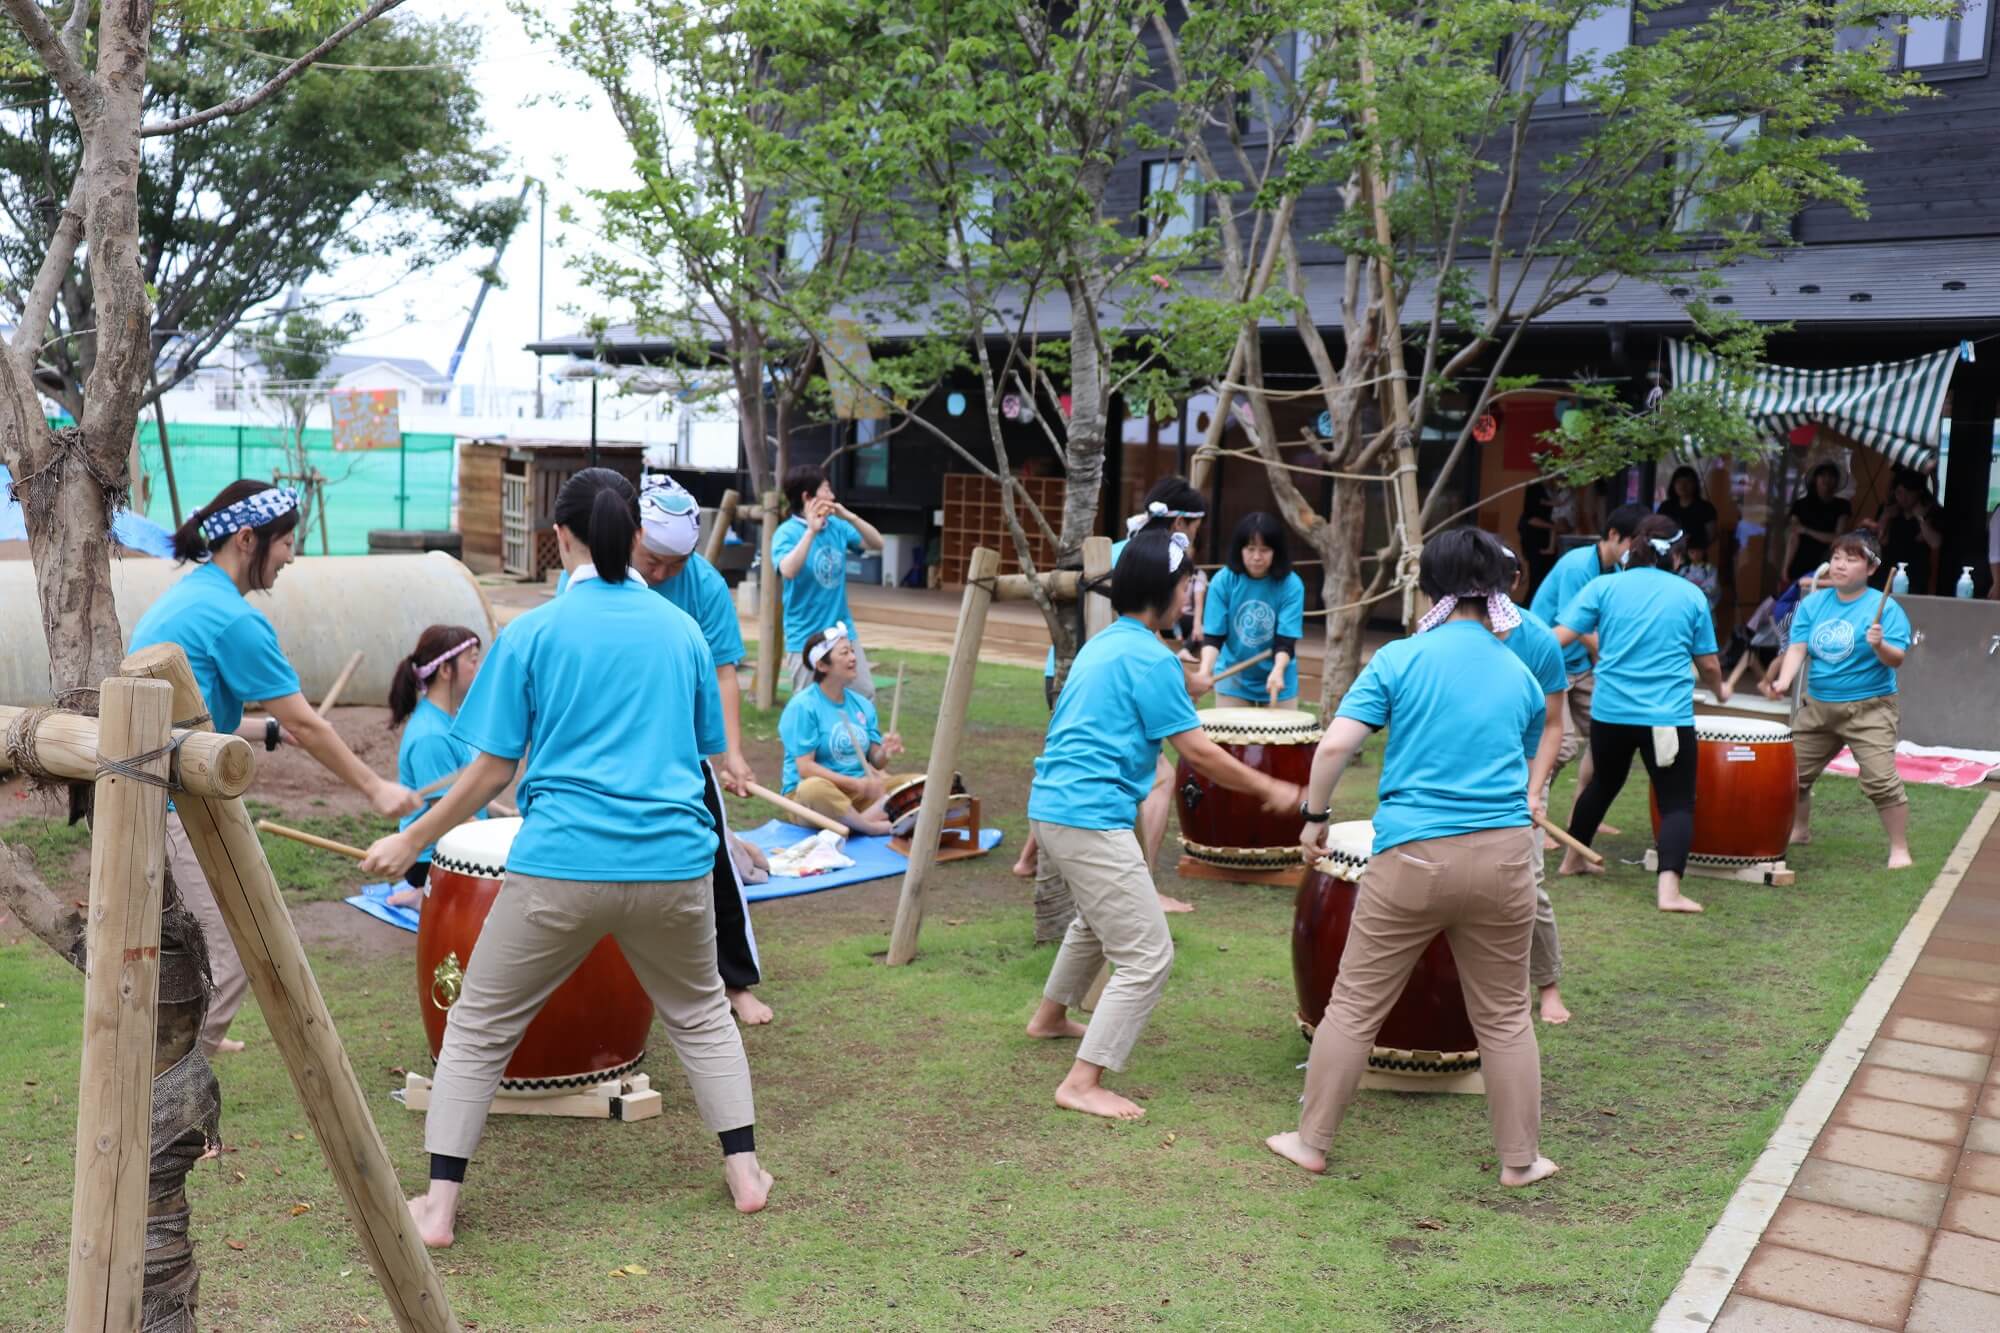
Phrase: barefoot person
[
  {"left": 779, "top": 622, "right": 916, "bottom": 836},
  {"left": 1027, "top": 529, "right": 1301, "bottom": 1121},
  {"left": 774, "top": 464, "right": 884, "bottom": 698},
  {"left": 1501, "top": 549, "right": 1574, "bottom": 1024},
  {"left": 1199, "top": 511, "right": 1305, "bottom": 707},
  {"left": 130, "top": 480, "right": 420, "bottom": 1056},
  {"left": 385, "top": 625, "right": 504, "bottom": 910},
  {"left": 1528, "top": 504, "right": 1649, "bottom": 836},
  {"left": 1267, "top": 529, "right": 1556, "bottom": 1187},
  {"left": 360, "top": 467, "right": 769, "bottom": 1243},
  {"left": 1760, "top": 529, "right": 1914, "bottom": 869},
  {"left": 1553, "top": 516, "right": 1731, "bottom": 913}
]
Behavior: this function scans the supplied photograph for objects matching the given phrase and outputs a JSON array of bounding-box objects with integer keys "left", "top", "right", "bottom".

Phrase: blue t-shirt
[
  {"left": 1028, "top": 615, "right": 1202, "bottom": 830},
  {"left": 1556, "top": 567, "right": 1719, "bottom": 727},
  {"left": 397, "top": 697, "right": 482, "bottom": 864},
  {"left": 452, "top": 573, "right": 725, "bottom": 881},
  {"left": 1790, "top": 588, "right": 1911, "bottom": 703},
  {"left": 1530, "top": 542, "right": 1615, "bottom": 676},
  {"left": 1046, "top": 537, "right": 1131, "bottom": 678},
  {"left": 1204, "top": 568, "right": 1305, "bottom": 702},
  {"left": 772, "top": 514, "right": 864, "bottom": 654},
  {"left": 1336, "top": 621, "right": 1544, "bottom": 855},
  {"left": 558, "top": 554, "right": 743, "bottom": 669},
  {"left": 1504, "top": 606, "right": 1570, "bottom": 696},
  {"left": 778, "top": 684, "right": 881, "bottom": 794},
  {"left": 128, "top": 562, "right": 301, "bottom": 734}
]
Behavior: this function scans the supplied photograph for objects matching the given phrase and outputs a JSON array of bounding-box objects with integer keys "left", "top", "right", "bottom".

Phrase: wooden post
[
  {"left": 703, "top": 488, "right": 740, "bottom": 565},
  {"left": 65, "top": 676, "right": 173, "bottom": 1333},
  {"left": 120, "top": 646, "right": 459, "bottom": 1333},
  {"left": 755, "top": 489, "right": 782, "bottom": 709},
  {"left": 0, "top": 704, "right": 252, "bottom": 799},
  {"left": 318, "top": 650, "right": 364, "bottom": 716},
  {"left": 886, "top": 545, "right": 1000, "bottom": 965}
]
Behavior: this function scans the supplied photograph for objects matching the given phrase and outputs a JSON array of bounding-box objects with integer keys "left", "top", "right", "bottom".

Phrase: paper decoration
[{"left": 329, "top": 389, "right": 401, "bottom": 452}]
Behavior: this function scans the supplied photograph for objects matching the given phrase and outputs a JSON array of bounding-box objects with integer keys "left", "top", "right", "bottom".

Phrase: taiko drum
[
  {"left": 1649, "top": 717, "right": 1797, "bottom": 865},
  {"left": 417, "top": 818, "right": 654, "bottom": 1092},
  {"left": 1290, "top": 821, "right": 1481, "bottom": 1075},
  {"left": 1176, "top": 707, "right": 1320, "bottom": 869}
]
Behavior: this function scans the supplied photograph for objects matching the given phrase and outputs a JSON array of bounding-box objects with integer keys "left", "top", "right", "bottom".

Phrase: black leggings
[{"left": 1568, "top": 722, "right": 1698, "bottom": 876}]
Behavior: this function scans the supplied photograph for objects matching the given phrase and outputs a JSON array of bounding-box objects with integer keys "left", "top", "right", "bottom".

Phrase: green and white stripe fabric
[{"left": 1668, "top": 340, "right": 1957, "bottom": 472}]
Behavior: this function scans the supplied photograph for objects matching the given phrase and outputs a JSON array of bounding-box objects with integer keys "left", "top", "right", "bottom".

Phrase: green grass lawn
[{"left": 0, "top": 650, "right": 1986, "bottom": 1331}]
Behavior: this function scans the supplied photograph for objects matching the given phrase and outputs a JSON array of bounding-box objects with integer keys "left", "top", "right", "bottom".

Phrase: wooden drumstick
[
  {"left": 842, "top": 716, "right": 881, "bottom": 781},
  {"left": 1210, "top": 648, "right": 1275, "bottom": 686},
  {"left": 888, "top": 662, "right": 906, "bottom": 737},
  {"left": 745, "top": 781, "right": 850, "bottom": 839},
  {"left": 316, "top": 650, "right": 363, "bottom": 716},
  {"left": 1871, "top": 566, "right": 1902, "bottom": 629},
  {"left": 415, "top": 764, "right": 465, "bottom": 799},
  {"left": 1533, "top": 811, "right": 1603, "bottom": 867},
  {"left": 257, "top": 819, "right": 366, "bottom": 862}
]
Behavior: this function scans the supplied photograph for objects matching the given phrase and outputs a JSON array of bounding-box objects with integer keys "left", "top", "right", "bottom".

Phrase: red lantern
[
  {"left": 1788, "top": 422, "right": 1816, "bottom": 447},
  {"left": 1473, "top": 413, "right": 1498, "bottom": 443},
  {"left": 1059, "top": 394, "right": 1072, "bottom": 419}
]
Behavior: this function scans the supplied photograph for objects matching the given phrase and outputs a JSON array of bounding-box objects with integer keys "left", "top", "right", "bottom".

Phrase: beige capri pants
[
  {"left": 1794, "top": 693, "right": 1906, "bottom": 810},
  {"left": 166, "top": 812, "right": 247, "bottom": 1055},
  {"left": 1033, "top": 820, "right": 1175, "bottom": 1072},
  {"left": 424, "top": 870, "right": 755, "bottom": 1161}
]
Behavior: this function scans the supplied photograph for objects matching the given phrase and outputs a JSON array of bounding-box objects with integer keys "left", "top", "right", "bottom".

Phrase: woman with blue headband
[{"left": 130, "top": 479, "right": 421, "bottom": 1055}]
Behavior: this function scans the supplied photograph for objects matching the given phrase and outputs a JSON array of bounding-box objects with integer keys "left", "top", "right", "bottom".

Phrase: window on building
[
  {"left": 1505, "top": 3, "right": 1633, "bottom": 107},
  {"left": 851, "top": 417, "right": 889, "bottom": 490},
  {"left": 422, "top": 387, "right": 448, "bottom": 406},
  {"left": 1250, "top": 30, "right": 1324, "bottom": 131},
  {"left": 1673, "top": 115, "right": 1761, "bottom": 234},
  {"left": 1841, "top": 5, "right": 1989, "bottom": 69},
  {"left": 783, "top": 196, "right": 823, "bottom": 272},
  {"left": 1143, "top": 160, "right": 1202, "bottom": 240},
  {"left": 459, "top": 385, "right": 476, "bottom": 416},
  {"left": 213, "top": 380, "right": 237, "bottom": 410}
]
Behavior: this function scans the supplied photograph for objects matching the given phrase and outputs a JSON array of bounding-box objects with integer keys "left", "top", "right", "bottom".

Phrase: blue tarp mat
[
  {"left": 737, "top": 819, "right": 1003, "bottom": 902},
  {"left": 344, "top": 881, "right": 421, "bottom": 934},
  {"left": 1, "top": 462, "right": 175, "bottom": 556}
]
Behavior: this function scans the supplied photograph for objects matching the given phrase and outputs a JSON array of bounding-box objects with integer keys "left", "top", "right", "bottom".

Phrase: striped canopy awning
[{"left": 1667, "top": 340, "right": 1959, "bottom": 472}]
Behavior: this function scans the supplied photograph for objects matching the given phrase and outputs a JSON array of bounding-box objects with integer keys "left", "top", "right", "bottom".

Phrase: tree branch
[
  {"left": 10, "top": 174, "right": 83, "bottom": 358},
  {"left": 140, "top": 0, "right": 410, "bottom": 137},
  {"left": 0, "top": 0, "right": 96, "bottom": 117},
  {"left": 0, "top": 839, "right": 86, "bottom": 971}
]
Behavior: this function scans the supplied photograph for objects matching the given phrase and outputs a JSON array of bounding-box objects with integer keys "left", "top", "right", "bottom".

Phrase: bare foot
[
  {"left": 1537, "top": 986, "right": 1571, "bottom": 1025},
  {"left": 1011, "top": 853, "right": 1037, "bottom": 879},
  {"left": 1263, "top": 1131, "right": 1327, "bottom": 1174},
  {"left": 1790, "top": 829, "right": 1812, "bottom": 846},
  {"left": 384, "top": 887, "right": 423, "bottom": 909},
  {"left": 723, "top": 1154, "right": 773, "bottom": 1214},
  {"left": 1500, "top": 1157, "right": 1560, "bottom": 1188},
  {"left": 1557, "top": 854, "right": 1605, "bottom": 878},
  {"left": 1542, "top": 834, "right": 1559, "bottom": 852},
  {"left": 1887, "top": 848, "right": 1914, "bottom": 870},
  {"left": 1157, "top": 893, "right": 1195, "bottom": 914},
  {"left": 406, "top": 1194, "right": 455, "bottom": 1248},
  {"left": 1055, "top": 1080, "right": 1146, "bottom": 1120},
  {"left": 213, "top": 1038, "right": 245, "bottom": 1055},
  {"left": 1026, "top": 1012, "right": 1087, "bottom": 1040},
  {"left": 1598, "top": 821, "right": 1623, "bottom": 837},
  {"left": 1658, "top": 893, "right": 1704, "bottom": 914},
  {"left": 729, "top": 989, "right": 775, "bottom": 1026}
]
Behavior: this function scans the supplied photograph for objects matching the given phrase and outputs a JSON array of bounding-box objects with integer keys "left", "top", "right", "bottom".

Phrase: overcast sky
[{"left": 311, "top": 0, "right": 638, "bottom": 390}]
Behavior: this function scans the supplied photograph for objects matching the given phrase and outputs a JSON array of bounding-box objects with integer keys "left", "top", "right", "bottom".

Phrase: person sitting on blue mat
[{"left": 778, "top": 623, "right": 917, "bottom": 836}]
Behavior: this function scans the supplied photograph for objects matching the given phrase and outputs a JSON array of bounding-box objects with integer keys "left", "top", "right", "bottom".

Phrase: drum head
[
  {"left": 432, "top": 817, "right": 523, "bottom": 877},
  {"left": 1198, "top": 706, "right": 1322, "bottom": 746},
  {"left": 1694, "top": 717, "right": 1793, "bottom": 744},
  {"left": 1314, "top": 819, "right": 1374, "bottom": 877}
]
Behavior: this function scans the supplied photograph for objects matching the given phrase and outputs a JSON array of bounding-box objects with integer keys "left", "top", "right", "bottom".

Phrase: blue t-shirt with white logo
[
  {"left": 1556, "top": 566, "right": 1719, "bottom": 727},
  {"left": 452, "top": 572, "right": 725, "bottom": 881},
  {"left": 1203, "top": 568, "right": 1306, "bottom": 702},
  {"left": 1029, "top": 615, "right": 1202, "bottom": 830},
  {"left": 1530, "top": 542, "right": 1615, "bottom": 676},
  {"left": 1790, "top": 587, "right": 1910, "bottom": 703},
  {"left": 1336, "top": 621, "right": 1543, "bottom": 855},
  {"left": 778, "top": 683, "right": 881, "bottom": 794},
  {"left": 128, "top": 561, "right": 301, "bottom": 733},
  {"left": 772, "top": 514, "right": 865, "bottom": 655}
]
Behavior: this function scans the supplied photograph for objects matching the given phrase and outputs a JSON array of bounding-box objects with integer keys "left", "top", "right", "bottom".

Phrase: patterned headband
[
  {"left": 807, "top": 621, "right": 850, "bottom": 669},
  {"left": 415, "top": 635, "right": 478, "bottom": 682},
  {"left": 1125, "top": 499, "right": 1208, "bottom": 535},
  {"left": 200, "top": 487, "right": 298, "bottom": 542},
  {"left": 638, "top": 479, "right": 700, "bottom": 557},
  {"left": 1417, "top": 591, "right": 1523, "bottom": 636}
]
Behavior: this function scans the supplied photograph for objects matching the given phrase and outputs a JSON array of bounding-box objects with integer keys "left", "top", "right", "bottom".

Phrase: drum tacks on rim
[
  {"left": 1661, "top": 717, "right": 1797, "bottom": 867},
  {"left": 1176, "top": 707, "right": 1320, "bottom": 869}
]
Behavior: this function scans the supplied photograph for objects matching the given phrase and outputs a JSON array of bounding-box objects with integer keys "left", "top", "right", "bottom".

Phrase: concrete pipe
[{"left": 0, "top": 553, "right": 497, "bottom": 709}]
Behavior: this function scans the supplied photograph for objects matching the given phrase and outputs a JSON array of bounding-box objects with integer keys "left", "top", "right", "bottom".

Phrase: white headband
[
  {"left": 638, "top": 479, "right": 700, "bottom": 557},
  {"left": 414, "top": 635, "right": 478, "bottom": 682},
  {"left": 1125, "top": 498, "right": 1208, "bottom": 535},
  {"left": 807, "top": 621, "right": 850, "bottom": 670},
  {"left": 1168, "top": 531, "right": 1190, "bottom": 573},
  {"left": 200, "top": 487, "right": 298, "bottom": 542}
]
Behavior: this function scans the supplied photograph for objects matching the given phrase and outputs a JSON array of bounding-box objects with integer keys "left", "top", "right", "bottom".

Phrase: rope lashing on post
[{"left": 94, "top": 731, "right": 190, "bottom": 788}]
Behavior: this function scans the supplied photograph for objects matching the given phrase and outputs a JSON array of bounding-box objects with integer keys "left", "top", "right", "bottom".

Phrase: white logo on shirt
[
  {"left": 1234, "top": 601, "right": 1276, "bottom": 648},
  {"left": 811, "top": 541, "right": 843, "bottom": 590},
  {"left": 1810, "top": 618, "right": 1856, "bottom": 665},
  {"left": 828, "top": 716, "right": 859, "bottom": 758}
]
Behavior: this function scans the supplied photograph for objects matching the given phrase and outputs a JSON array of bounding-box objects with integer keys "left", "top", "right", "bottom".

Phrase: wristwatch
[
  {"left": 265, "top": 717, "right": 281, "bottom": 752},
  {"left": 1299, "top": 800, "right": 1330, "bottom": 824}
]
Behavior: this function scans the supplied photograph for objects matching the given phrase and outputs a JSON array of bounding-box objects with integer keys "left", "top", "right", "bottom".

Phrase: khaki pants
[
  {"left": 168, "top": 812, "right": 247, "bottom": 1055},
  {"left": 1034, "top": 820, "right": 1174, "bottom": 1072},
  {"left": 1549, "top": 670, "right": 1594, "bottom": 782},
  {"left": 1795, "top": 693, "right": 1906, "bottom": 810},
  {"left": 424, "top": 871, "right": 754, "bottom": 1161},
  {"left": 1299, "top": 826, "right": 1542, "bottom": 1168},
  {"left": 783, "top": 638, "right": 876, "bottom": 699},
  {"left": 1530, "top": 852, "right": 1561, "bottom": 991},
  {"left": 787, "top": 771, "right": 924, "bottom": 822}
]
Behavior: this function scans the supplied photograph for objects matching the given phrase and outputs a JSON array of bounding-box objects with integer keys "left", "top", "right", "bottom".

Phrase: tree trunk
[
  {"left": 16, "top": 426, "right": 128, "bottom": 693},
  {"left": 733, "top": 337, "right": 772, "bottom": 497},
  {"left": 1059, "top": 274, "right": 1108, "bottom": 557},
  {"left": 1316, "top": 476, "right": 1368, "bottom": 710}
]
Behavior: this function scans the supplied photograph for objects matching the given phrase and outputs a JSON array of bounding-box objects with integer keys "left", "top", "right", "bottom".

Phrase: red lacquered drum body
[
  {"left": 418, "top": 818, "right": 654, "bottom": 1092},
  {"left": 1649, "top": 718, "right": 1797, "bottom": 865},
  {"left": 1176, "top": 707, "right": 1320, "bottom": 869},
  {"left": 1289, "top": 821, "right": 1480, "bottom": 1075}
]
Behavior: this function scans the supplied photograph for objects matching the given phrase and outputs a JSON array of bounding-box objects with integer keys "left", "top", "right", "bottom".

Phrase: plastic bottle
[
  {"left": 1890, "top": 563, "right": 1909, "bottom": 596},
  {"left": 1957, "top": 566, "right": 1975, "bottom": 599}
]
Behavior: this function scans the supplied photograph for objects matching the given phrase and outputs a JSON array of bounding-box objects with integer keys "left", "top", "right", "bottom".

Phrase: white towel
[
  {"left": 766, "top": 829, "right": 856, "bottom": 878},
  {"left": 1652, "top": 725, "right": 1679, "bottom": 767}
]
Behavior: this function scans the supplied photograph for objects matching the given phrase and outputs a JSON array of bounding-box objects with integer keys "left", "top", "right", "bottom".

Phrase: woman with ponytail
[
  {"left": 382, "top": 625, "right": 488, "bottom": 907},
  {"left": 1553, "top": 514, "right": 1731, "bottom": 913},
  {"left": 360, "top": 467, "right": 769, "bottom": 1244},
  {"left": 130, "top": 480, "right": 422, "bottom": 1055}
]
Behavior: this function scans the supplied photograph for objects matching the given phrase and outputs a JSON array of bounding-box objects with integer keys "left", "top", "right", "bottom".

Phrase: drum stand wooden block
[
  {"left": 1360, "top": 1069, "right": 1486, "bottom": 1096},
  {"left": 890, "top": 796, "right": 987, "bottom": 863},
  {"left": 1643, "top": 850, "right": 1796, "bottom": 887},
  {"left": 397, "top": 1071, "right": 663, "bottom": 1122},
  {"left": 1174, "top": 854, "right": 1305, "bottom": 889}
]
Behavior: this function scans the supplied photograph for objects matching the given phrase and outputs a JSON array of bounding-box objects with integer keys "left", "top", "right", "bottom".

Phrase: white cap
[{"left": 638, "top": 478, "right": 701, "bottom": 557}]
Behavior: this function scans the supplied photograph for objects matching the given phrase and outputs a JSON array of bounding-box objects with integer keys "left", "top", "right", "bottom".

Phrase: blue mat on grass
[
  {"left": 737, "top": 819, "right": 1003, "bottom": 902},
  {"left": 344, "top": 881, "right": 421, "bottom": 933}
]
